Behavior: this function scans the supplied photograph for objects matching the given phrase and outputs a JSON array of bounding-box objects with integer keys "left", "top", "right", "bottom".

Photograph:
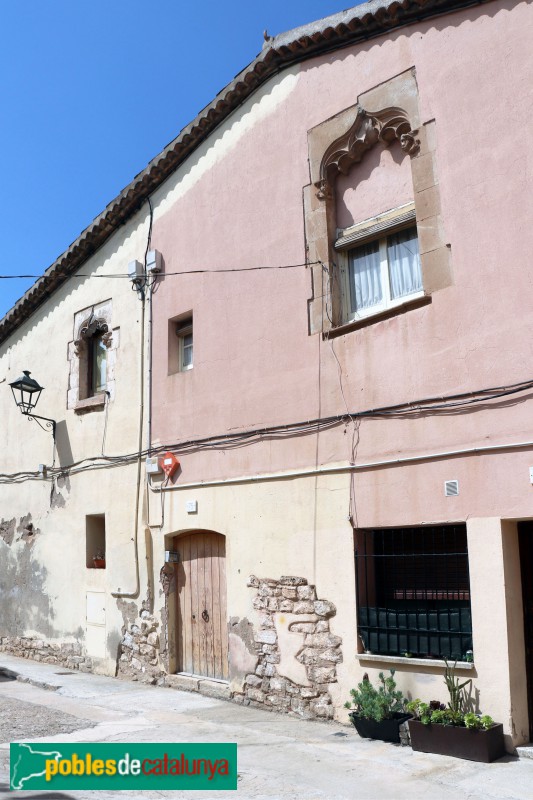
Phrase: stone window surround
[
  {"left": 304, "top": 69, "right": 451, "bottom": 336},
  {"left": 67, "top": 300, "right": 119, "bottom": 413}
]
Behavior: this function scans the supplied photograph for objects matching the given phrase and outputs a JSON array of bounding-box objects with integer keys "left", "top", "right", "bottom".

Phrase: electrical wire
[
  {"left": 2, "top": 377, "right": 533, "bottom": 484},
  {"left": 0, "top": 262, "right": 318, "bottom": 281}
]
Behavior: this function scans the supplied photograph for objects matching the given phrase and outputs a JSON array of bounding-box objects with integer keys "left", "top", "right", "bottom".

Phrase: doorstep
[
  {"left": 165, "top": 672, "right": 231, "bottom": 700},
  {"left": 515, "top": 744, "right": 533, "bottom": 760}
]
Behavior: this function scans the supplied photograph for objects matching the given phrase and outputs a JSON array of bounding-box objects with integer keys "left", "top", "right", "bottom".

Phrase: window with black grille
[{"left": 355, "top": 525, "right": 472, "bottom": 660}]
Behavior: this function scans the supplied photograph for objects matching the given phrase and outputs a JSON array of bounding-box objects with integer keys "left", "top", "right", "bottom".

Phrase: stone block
[
  {"left": 267, "top": 695, "right": 291, "bottom": 708},
  {"left": 313, "top": 600, "right": 336, "bottom": 617},
  {"left": 293, "top": 602, "right": 315, "bottom": 614},
  {"left": 245, "top": 674, "right": 263, "bottom": 687},
  {"left": 254, "top": 629, "right": 277, "bottom": 645},
  {"left": 307, "top": 666, "right": 336, "bottom": 683},
  {"left": 297, "top": 585, "right": 317, "bottom": 601},
  {"left": 279, "top": 576, "right": 307, "bottom": 586},
  {"left": 267, "top": 598, "right": 279, "bottom": 611},
  {"left": 258, "top": 614, "right": 274, "bottom": 628},
  {"left": 199, "top": 680, "right": 231, "bottom": 700},
  {"left": 305, "top": 633, "right": 342, "bottom": 648},
  {"left": 247, "top": 575, "right": 260, "bottom": 587},
  {"left": 265, "top": 654, "right": 280, "bottom": 664},
  {"left": 147, "top": 632, "right": 159, "bottom": 647},
  {"left": 300, "top": 688, "right": 319, "bottom": 698},
  {"left": 314, "top": 621, "right": 330, "bottom": 632},
  {"left": 246, "top": 687, "right": 265, "bottom": 702},
  {"left": 269, "top": 677, "right": 286, "bottom": 693},
  {"left": 290, "top": 622, "right": 316, "bottom": 634},
  {"left": 166, "top": 674, "right": 200, "bottom": 692},
  {"left": 281, "top": 587, "right": 298, "bottom": 599},
  {"left": 139, "top": 644, "right": 155, "bottom": 657},
  {"left": 279, "top": 600, "right": 294, "bottom": 612},
  {"left": 320, "top": 648, "right": 343, "bottom": 664},
  {"left": 286, "top": 684, "right": 300, "bottom": 695},
  {"left": 264, "top": 663, "right": 276, "bottom": 677}
]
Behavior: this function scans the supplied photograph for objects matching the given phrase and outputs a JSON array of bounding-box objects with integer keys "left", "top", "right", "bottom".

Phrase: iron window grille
[{"left": 355, "top": 525, "right": 472, "bottom": 660}]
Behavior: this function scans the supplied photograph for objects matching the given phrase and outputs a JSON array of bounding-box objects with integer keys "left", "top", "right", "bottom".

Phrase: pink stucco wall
[{"left": 151, "top": 0, "right": 533, "bottom": 526}]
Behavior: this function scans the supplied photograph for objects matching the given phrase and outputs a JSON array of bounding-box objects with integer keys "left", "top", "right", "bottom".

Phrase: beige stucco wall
[{"left": 0, "top": 207, "right": 152, "bottom": 674}]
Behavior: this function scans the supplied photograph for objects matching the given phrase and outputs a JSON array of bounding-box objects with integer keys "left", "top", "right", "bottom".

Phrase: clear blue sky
[{"left": 0, "top": 1, "right": 354, "bottom": 319}]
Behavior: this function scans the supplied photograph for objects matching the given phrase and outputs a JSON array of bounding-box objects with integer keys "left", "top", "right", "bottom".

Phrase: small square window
[{"left": 168, "top": 313, "right": 194, "bottom": 375}]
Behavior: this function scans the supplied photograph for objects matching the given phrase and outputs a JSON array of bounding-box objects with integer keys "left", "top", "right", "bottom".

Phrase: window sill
[
  {"left": 356, "top": 652, "right": 475, "bottom": 670},
  {"left": 325, "top": 295, "right": 431, "bottom": 339},
  {"left": 74, "top": 393, "right": 107, "bottom": 414}
]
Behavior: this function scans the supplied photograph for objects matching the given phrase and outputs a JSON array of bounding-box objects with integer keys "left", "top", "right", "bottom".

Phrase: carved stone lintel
[
  {"left": 399, "top": 131, "right": 420, "bottom": 156},
  {"left": 316, "top": 105, "right": 419, "bottom": 200},
  {"left": 73, "top": 338, "right": 87, "bottom": 358},
  {"left": 316, "top": 180, "right": 333, "bottom": 201},
  {"left": 79, "top": 316, "right": 108, "bottom": 340}
]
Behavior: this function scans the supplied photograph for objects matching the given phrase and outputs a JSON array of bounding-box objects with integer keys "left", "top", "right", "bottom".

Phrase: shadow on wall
[
  {"left": 55, "top": 420, "right": 74, "bottom": 468},
  {"left": 0, "top": 543, "right": 59, "bottom": 639}
]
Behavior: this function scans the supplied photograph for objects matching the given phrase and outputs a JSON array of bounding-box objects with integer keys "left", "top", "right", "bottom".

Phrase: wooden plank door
[
  {"left": 175, "top": 531, "right": 229, "bottom": 680},
  {"left": 518, "top": 522, "right": 533, "bottom": 741}
]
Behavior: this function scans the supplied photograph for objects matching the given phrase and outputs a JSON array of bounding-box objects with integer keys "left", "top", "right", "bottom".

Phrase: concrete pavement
[{"left": 1, "top": 653, "right": 532, "bottom": 800}]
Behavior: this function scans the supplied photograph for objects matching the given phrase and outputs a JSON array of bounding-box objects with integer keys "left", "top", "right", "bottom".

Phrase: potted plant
[
  {"left": 93, "top": 550, "right": 106, "bottom": 569},
  {"left": 345, "top": 670, "right": 411, "bottom": 743},
  {"left": 407, "top": 661, "right": 505, "bottom": 762}
]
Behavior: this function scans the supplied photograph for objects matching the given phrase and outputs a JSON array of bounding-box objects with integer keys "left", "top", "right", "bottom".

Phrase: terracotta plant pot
[
  {"left": 93, "top": 558, "right": 106, "bottom": 569},
  {"left": 349, "top": 712, "right": 412, "bottom": 743},
  {"left": 408, "top": 719, "right": 505, "bottom": 762}
]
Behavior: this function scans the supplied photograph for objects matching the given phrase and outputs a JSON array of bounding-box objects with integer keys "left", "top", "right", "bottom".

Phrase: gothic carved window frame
[
  {"left": 304, "top": 69, "right": 451, "bottom": 337},
  {"left": 67, "top": 300, "right": 119, "bottom": 413}
]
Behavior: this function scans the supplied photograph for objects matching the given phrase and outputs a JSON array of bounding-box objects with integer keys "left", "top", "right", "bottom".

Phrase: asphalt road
[{"left": 0, "top": 655, "right": 532, "bottom": 800}]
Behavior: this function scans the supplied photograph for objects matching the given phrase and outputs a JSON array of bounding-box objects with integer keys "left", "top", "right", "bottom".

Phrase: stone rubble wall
[
  {"left": 232, "top": 575, "right": 343, "bottom": 720},
  {"left": 118, "top": 603, "right": 165, "bottom": 685},
  {"left": 0, "top": 636, "right": 92, "bottom": 672}
]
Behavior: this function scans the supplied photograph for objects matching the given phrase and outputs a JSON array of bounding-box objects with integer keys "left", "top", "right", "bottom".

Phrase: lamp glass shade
[{"left": 9, "top": 370, "right": 44, "bottom": 414}]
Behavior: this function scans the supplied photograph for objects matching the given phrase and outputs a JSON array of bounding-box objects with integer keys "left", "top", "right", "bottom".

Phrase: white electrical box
[
  {"left": 146, "top": 456, "right": 162, "bottom": 475},
  {"left": 128, "top": 259, "right": 144, "bottom": 281},
  {"left": 165, "top": 550, "right": 179, "bottom": 563},
  {"left": 529, "top": 467, "right": 533, "bottom": 485},
  {"left": 147, "top": 250, "right": 162, "bottom": 274},
  {"left": 186, "top": 500, "right": 198, "bottom": 514}
]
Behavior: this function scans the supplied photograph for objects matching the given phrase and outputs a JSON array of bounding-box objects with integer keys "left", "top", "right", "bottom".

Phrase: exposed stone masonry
[
  {"left": 232, "top": 575, "right": 342, "bottom": 719},
  {"left": 118, "top": 602, "right": 165, "bottom": 685},
  {"left": 0, "top": 636, "right": 92, "bottom": 671}
]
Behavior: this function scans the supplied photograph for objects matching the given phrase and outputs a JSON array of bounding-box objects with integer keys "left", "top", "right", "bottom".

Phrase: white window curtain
[
  {"left": 387, "top": 227, "right": 422, "bottom": 300},
  {"left": 349, "top": 241, "right": 382, "bottom": 312}
]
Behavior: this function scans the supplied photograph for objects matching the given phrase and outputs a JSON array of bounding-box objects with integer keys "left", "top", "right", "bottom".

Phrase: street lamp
[{"left": 9, "top": 370, "right": 56, "bottom": 439}]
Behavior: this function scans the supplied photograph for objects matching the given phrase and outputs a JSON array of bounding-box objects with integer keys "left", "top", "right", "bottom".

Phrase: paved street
[{"left": 0, "top": 654, "right": 532, "bottom": 800}]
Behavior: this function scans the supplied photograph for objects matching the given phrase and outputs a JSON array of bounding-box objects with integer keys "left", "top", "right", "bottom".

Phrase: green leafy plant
[
  {"left": 345, "top": 670, "right": 407, "bottom": 722},
  {"left": 407, "top": 666, "right": 496, "bottom": 730}
]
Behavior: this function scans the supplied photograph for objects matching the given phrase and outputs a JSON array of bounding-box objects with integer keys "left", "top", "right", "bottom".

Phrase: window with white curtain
[{"left": 336, "top": 205, "right": 424, "bottom": 322}]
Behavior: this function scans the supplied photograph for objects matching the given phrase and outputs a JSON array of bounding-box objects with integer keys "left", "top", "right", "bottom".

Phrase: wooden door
[
  {"left": 175, "top": 531, "right": 229, "bottom": 680},
  {"left": 518, "top": 522, "right": 533, "bottom": 741}
]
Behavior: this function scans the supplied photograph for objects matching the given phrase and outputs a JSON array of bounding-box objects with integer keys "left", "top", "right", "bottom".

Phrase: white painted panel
[
  {"left": 86, "top": 591, "right": 106, "bottom": 626},
  {"left": 86, "top": 624, "right": 106, "bottom": 659}
]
